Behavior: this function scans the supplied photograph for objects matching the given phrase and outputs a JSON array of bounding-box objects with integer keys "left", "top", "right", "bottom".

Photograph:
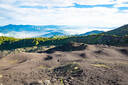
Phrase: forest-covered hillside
[{"left": 0, "top": 34, "right": 128, "bottom": 50}]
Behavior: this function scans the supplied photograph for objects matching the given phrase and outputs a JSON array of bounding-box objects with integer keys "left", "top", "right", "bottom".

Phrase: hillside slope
[
  {"left": 104, "top": 24, "right": 128, "bottom": 36},
  {"left": 0, "top": 24, "right": 69, "bottom": 38},
  {"left": 80, "top": 30, "right": 104, "bottom": 36},
  {"left": 0, "top": 34, "right": 128, "bottom": 50},
  {"left": 0, "top": 44, "right": 128, "bottom": 85},
  {"left": 40, "top": 32, "right": 67, "bottom": 37}
]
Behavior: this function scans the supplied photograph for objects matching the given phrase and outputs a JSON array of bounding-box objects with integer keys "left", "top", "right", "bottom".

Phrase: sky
[{"left": 0, "top": 0, "right": 128, "bottom": 36}]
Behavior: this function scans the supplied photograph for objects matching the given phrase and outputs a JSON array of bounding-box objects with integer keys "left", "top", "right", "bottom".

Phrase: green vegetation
[
  {"left": 91, "top": 64, "right": 110, "bottom": 68},
  {"left": 60, "top": 78, "right": 64, "bottom": 85},
  {"left": 0, "top": 36, "right": 68, "bottom": 50},
  {"left": 103, "top": 24, "right": 128, "bottom": 36},
  {"left": 0, "top": 34, "right": 128, "bottom": 50}
]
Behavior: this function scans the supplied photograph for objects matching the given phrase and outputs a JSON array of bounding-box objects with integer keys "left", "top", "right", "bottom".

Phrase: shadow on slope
[{"left": 38, "top": 42, "right": 87, "bottom": 53}]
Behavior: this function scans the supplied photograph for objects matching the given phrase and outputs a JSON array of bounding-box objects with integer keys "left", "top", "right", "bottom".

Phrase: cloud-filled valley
[{"left": 0, "top": 24, "right": 111, "bottom": 38}]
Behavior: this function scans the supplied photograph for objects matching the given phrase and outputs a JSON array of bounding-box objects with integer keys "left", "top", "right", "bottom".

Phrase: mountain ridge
[
  {"left": 1, "top": 24, "right": 128, "bottom": 38},
  {"left": 0, "top": 24, "right": 104, "bottom": 38},
  {"left": 103, "top": 24, "right": 128, "bottom": 36},
  {"left": 80, "top": 30, "right": 104, "bottom": 36}
]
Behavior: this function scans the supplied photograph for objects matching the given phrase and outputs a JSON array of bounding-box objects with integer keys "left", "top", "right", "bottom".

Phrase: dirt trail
[{"left": 0, "top": 44, "right": 128, "bottom": 85}]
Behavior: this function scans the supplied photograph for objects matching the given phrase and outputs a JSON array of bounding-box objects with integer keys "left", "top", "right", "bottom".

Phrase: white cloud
[
  {"left": 0, "top": 31, "right": 45, "bottom": 38},
  {"left": 75, "top": 0, "right": 128, "bottom": 5},
  {"left": 0, "top": 0, "right": 127, "bottom": 8},
  {"left": 19, "top": 0, "right": 74, "bottom": 8},
  {"left": 116, "top": 0, "right": 128, "bottom": 3},
  {"left": 114, "top": 3, "right": 128, "bottom": 7},
  {"left": 0, "top": 6, "right": 128, "bottom": 27},
  {"left": 75, "top": 0, "right": 115, "bottom": 5},
  {"left": 0, "top": 0, "right": 74, "bottom": 8},
  {"left": 64, "top": 26, "right": 111, "bottom": 34},
  {"left": 0, "top": 0, "right": 128, "bottom": 30},
  {"left": 0, "top": 33, "right": 4, "bottom": 36}
]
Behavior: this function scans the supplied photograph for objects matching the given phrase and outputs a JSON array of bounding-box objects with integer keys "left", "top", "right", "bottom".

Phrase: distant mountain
[
  {"left": 0, "top": 24, "right": 69, "bottom": 38},
  {"left": 80, "top": 30, "right": 104, "bottom": 36},
  {"left": 103, "top": 24, "right": 128, "bottom": 36},
  {"left": 40, "top": 32, "right": 67, "bottom": 37},
  {"left": 0, "top": 24, "right": 39, "bottom": 33},
  {"left": 0, "top": 24, "right": 65, "bottom": 33}
]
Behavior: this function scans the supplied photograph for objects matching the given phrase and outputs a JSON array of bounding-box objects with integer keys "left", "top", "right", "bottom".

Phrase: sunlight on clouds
[
  {"left": 1, "top": 31, "right": 45, "bottom": 38},
  {"left": 75, "top": 0, "right": 115, "bottom": 5},
  {"left": 116, "top": 0, "right": 128, "bottom": 3},
  {"left": 114, "top": 3, "right": 128, "bottom": 7},
  {"left": 64, "top": 26, "right": 111, "bottom": 34},
  {"left": 0, "top": 33, "right": 4, "bottom": 36},
  {"left": 0, "top": 0, "right": 128, "bottom": 28}
]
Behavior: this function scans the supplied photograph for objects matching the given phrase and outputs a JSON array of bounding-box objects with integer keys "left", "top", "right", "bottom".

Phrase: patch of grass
[
  {"left": 38, "top": 65, "right": 47, "bottom": 69},
  {"left": 74, "top": 66, "right": 79, "bottom": 70},
  {"left": 59, "top": 78, "right": 64, "bottom": 85},
  {"left": 91, "top": 64, "right": 110, "bottom": 68},
  {"left": 0, "top": 74, "right": 3, "bottom": 78},
  {"left": 9, "top": 60, "right": 18, "bottom": 64}
]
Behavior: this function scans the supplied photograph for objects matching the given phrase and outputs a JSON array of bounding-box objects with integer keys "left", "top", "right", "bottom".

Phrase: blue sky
[{"left": 0, "top": 0, "right": 128, "bottom": 34}]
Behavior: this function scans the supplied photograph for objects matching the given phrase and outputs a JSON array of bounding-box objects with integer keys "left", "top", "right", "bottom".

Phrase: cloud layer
[
  {"left": 0, "top": 0, "right": 128, "bottom": 32},
  {"left": 0, "top": 31, "right": 45, "bottom": 38},
  {"left": 0, "top": 25, "right": 111, "bottom": 38}
]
